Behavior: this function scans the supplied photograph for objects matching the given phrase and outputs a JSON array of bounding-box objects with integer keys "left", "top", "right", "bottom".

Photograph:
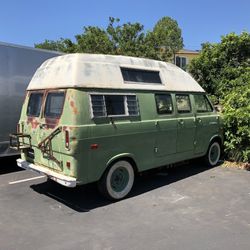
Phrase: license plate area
[{"left": 26, "top": 148, "right": 35, "bottom": 159}]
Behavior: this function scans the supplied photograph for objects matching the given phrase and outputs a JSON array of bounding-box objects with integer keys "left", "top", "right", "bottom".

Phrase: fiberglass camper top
[{"left": 27, "top": 53, "right": 205, "bottom": 92}]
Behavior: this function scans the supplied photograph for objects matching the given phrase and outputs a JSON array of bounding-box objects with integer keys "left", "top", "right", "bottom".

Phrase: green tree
[
  {"left": 75, "top": 26, "right": 114, "bottom": 54},
  {"left": 106, "top": 17, "right": 146, "bottom": 57},
  {"left": 35, "top": 38, "right": 76, "bottom": 53},
  {"left": 189, "top": 32, "right": 250, "bottom": 162},
  {"left": 34, "top": 16, "right": 183, "bottom": 61},
  {"left": 151, "top": 17, "right": 183, "bottom": 61},
  {"left": 75, "top": 17, "right": 146, "bottom": 56},
  {"left": 189, "top": 32, "right": 250, "bottom": 98}
]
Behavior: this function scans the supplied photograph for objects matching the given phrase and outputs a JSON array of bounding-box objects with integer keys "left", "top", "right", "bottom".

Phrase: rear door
[
  {"left": 175, "top": 94, "right": 196, "bottom": 153},
  {"left": 39, "top": 90, "right": 66, "bottom": 170},
  {"left": 26, "top": 91, "right": 45, "bottom": 151},
  {"left": 25, "top": 90, "right": 66, "bottom": 170}
]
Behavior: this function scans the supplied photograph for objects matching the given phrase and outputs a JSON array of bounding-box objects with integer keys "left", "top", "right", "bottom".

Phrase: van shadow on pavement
[
  {"left": 30, "top": 160, "right": 220, "bottom": 212},
  {"left": 0, "top": 156, "right": 23, "bottom": 175}
]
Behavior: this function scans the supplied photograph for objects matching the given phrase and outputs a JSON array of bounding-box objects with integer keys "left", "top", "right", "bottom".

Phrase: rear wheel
[
  {"left": 98, "top": 160, "right": 135, "bottom": 200},
  {"left": 205, "top": 141, "right": 221, "bottom": 167}
]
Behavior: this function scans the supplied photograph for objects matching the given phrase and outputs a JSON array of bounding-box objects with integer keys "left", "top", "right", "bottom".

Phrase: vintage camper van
[{"left": 10, "top": 54, "right": 223, "bottom": 200}]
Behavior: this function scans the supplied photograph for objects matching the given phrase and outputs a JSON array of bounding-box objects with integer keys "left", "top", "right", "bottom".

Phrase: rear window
[
  {"left": 27, "top": 92, "right": 43, "bottom": 117},
  {"left": 44, "top": 92, "right": 65, "bottom": 118}
]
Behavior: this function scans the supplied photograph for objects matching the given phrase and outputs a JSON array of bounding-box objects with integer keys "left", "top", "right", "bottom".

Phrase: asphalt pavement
[{"left": 0, "top": 156, "right": 249, "bottom": 250}]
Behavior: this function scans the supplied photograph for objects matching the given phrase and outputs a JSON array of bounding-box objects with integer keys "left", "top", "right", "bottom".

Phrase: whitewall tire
[
  {"left": 99, "top": 160, "right": 135, "bottom": 200},
  {"left": 206, "top": 141, "right": 221, "bottom": 167}
]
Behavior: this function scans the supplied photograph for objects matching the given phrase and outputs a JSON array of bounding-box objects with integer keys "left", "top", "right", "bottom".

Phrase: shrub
[
  {"left": 189, "top": 32, "right": 250, "bottom": 162},
  {"left": 222, "top": 82, "right": 250, "bottom": 162}
]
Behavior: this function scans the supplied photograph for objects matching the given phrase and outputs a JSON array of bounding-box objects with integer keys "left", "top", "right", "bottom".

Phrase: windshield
[
  {"left": 27, "top": 92, "right": 43, "bottom": 117},
  {"left": 44, "top": 92, "right": 65, "bottom": 119}
]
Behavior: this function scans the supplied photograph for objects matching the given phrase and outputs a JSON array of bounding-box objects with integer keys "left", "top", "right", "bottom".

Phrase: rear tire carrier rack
[{"left": 9, "top": 133, "right": 31, "bottom": 150}]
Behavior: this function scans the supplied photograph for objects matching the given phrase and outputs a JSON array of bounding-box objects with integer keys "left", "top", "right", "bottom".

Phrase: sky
[{"left": 0, "top": 0, "right": 249, "bottom": 50}]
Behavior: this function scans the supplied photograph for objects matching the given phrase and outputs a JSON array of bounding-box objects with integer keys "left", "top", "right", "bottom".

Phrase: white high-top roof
[{"left": 27, "top": 53, "right": 205, "bottom": 93}]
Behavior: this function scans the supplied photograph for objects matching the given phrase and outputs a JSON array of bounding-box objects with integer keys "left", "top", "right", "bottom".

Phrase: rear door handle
[
  {"left": 39, "top": 124, "right": 46, "bottom": 129},
  {"left": 178, "top": 119, "right": 184, "bottom": 125}
]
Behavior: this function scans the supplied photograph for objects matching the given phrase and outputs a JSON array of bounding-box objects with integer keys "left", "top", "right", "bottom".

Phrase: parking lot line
[{"left": 9, "top": 176, "right": 45, "bottom": 185}]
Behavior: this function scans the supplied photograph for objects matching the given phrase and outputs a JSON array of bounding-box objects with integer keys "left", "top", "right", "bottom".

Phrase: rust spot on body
[
  {"left": 45, "top": 118, "right": 59, "bottom": 129},
  {"left": 27, "top": 117, "right": 39, "bottom": 129},
  {"left": 62, "top": 126, "right": 77, "bottom": 131},
  {"left": 70, "top": 100, "right": 78, "bottom": 115}
]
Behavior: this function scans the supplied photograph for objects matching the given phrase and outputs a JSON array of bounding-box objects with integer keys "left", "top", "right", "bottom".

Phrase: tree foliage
[
  {"left": 189, "top": 32, "right": 250, "bottom": 162},
  {"left": 151, "top": 17, "right": 183, "bottom": 61},
  {"left": 34, "top": 16, "right": 183, "bottom": 61},
  {"left": 222, "top": 80, "right": 250, "bottom": 162},
  {"left": 189, "top": 32, "right": 250, "bottom": 98},
  {"left": 35, "top": 38, "right": 76, "bottom": 53},
  {"left": 75, "top": 26, "right": 114, "bottom": 54}
]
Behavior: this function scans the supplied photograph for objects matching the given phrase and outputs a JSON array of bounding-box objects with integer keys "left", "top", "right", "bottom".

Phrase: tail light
[
  {"left": 65, "top": 130, "right": 70, "bottom": 150},
  {"left": 66, "top": 161, "right": 71, "bottom": 169}
]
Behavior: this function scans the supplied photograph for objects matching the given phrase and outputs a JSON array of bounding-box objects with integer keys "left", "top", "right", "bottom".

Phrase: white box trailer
[{"left": 0, "top": 42, "right": 61, "bottom": 157}]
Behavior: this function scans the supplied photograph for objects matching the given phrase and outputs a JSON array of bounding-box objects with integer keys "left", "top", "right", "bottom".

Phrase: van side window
[
  {"left": 90, "top": 95, "right": 106, "bottom": 117},
  {"left": 90, "top": 94, "right": 139, "bottom": 118},
  {"left": 155, "top": 94, "right": 173, "bottom": 114},
  {"left": 105, "top": 95, "right": 125, "bottom": 116},
  {"left": 121, "top": 68, "right": 162, "bottom": 84},
  {"left": 194, "top": 95, "right": 213, "bottom": 112},
  {"left": 127, "top": 95, "right": 140, "bottom": 116},
  {"left": 176, "top": 94, "right": 191, "bottom": 113},
  {"left": 44, "top": 92, "right": 65, "bottom": 119},
  {"left": 27, "top": 92, "right": 43, "bottom": 117}
]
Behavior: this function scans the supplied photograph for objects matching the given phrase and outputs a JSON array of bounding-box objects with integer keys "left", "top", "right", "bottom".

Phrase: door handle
[
  {"left": 39, "top": 124, "right": 46, "bottom": 129},
  {"left": 178, "top": 119, "right": 184, "bottom": 125}
]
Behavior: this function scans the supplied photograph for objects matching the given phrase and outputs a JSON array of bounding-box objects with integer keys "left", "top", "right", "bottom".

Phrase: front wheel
[
  {"left": 205, "top": 141, "right": 221, "bottom": 167},
  {"left": 98, "top": 160, "right": 135, "bottom": 200}
]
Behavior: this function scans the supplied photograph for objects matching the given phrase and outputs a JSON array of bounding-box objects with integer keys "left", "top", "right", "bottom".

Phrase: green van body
[{"left": 13, "top": 54, "right": 223, "bottom": 193}]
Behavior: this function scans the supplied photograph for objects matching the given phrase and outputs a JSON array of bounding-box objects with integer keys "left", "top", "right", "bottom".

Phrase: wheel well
[
  {"left": 210, "top": 136, "right": 223, "bottom": 147},
  {"left": 107, "top": 157, "right": 138, "bottom": 175}
]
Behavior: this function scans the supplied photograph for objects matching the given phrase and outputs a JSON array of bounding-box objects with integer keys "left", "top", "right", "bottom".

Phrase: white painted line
[
  {"left": 9, "top": 176, "right": 46, "bottom": 185},
  {"left": 171, "top": 196, "right": 188, "bottom": 203}
]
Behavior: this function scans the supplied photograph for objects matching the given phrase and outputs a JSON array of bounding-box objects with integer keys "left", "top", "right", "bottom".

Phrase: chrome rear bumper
[{"left": 17, "top": 158, "right": 77, "bottom": 188}]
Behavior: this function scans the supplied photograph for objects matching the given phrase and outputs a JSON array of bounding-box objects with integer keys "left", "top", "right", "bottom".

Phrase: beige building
[{"left": 174, "top": 49, "right": 200, "bottom": 71}]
